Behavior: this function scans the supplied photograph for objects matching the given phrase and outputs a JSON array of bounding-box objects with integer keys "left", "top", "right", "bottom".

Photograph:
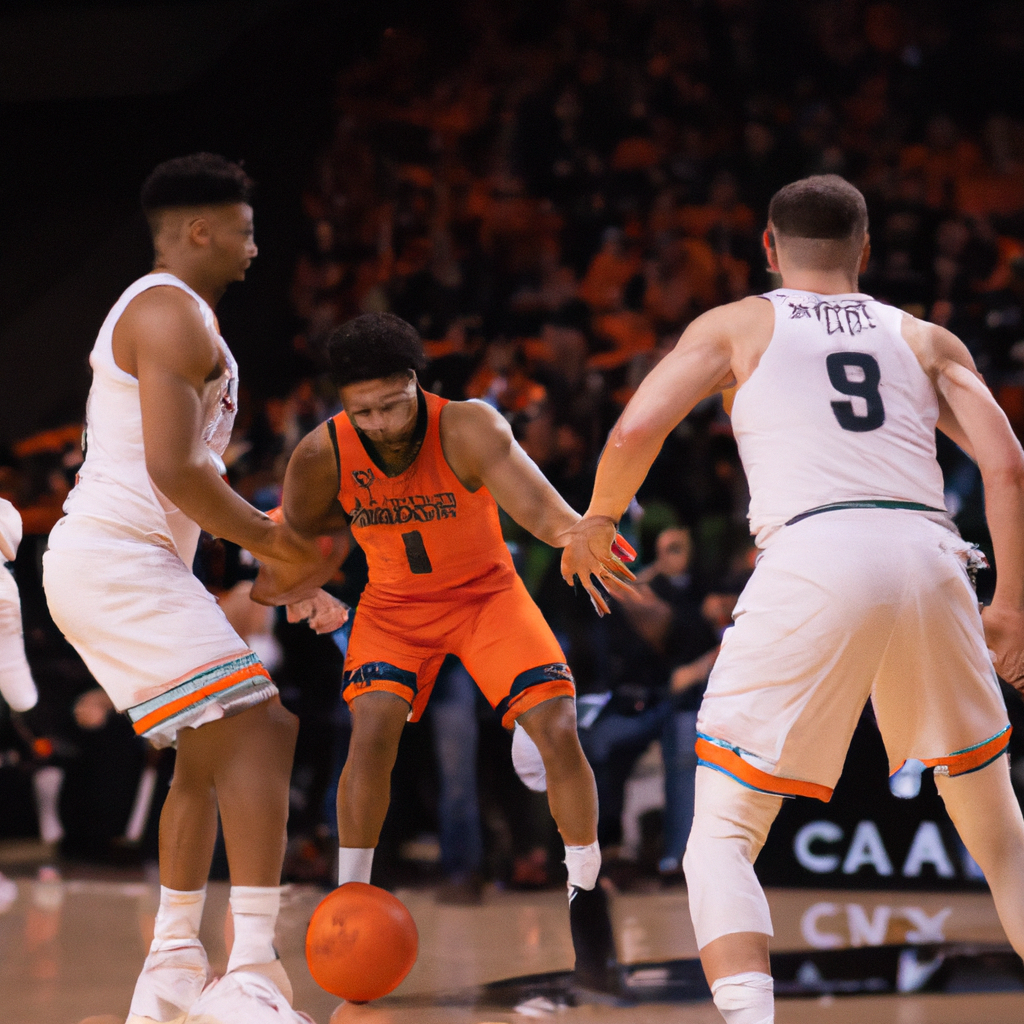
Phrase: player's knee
[
  {"left": 518, "top": 697, "right": 579, "bottom": 761},
  {"left": 349, "top": 721, "right": 403, "bottom": 774}
]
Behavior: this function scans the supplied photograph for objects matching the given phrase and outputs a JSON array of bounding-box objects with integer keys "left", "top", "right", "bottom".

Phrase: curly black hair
[
  {"left": 141, "top": 153, "right": 254, "bottom": 214},
  {"left": 327, "top": 313, "right": 427, "bottom": 388}
]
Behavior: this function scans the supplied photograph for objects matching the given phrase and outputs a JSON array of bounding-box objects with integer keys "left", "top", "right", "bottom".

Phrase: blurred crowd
[{"left": 4, "top": 0, "right": 1024, "bottom": 895}]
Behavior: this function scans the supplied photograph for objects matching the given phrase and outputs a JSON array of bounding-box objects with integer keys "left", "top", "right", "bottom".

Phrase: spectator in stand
[{"left": 579, "top": 525, "right": 719, "bottom": 880}]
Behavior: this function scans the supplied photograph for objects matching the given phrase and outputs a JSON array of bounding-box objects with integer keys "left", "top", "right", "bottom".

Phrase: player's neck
[
  {"left": 151, "top": 258, "right": 227, "bottom": 307},
  {"left": 779, "top": 268, "right": 861, "bottom": 295}
]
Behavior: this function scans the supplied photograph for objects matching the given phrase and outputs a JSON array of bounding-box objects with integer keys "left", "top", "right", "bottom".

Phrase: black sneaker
[{"left": 568, "top": 883, "right": 620, "bottom": 993}]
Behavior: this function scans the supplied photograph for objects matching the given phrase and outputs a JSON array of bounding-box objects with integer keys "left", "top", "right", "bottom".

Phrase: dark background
[{"left": 0, "top": 0, "right": 417, "bottom": 443}]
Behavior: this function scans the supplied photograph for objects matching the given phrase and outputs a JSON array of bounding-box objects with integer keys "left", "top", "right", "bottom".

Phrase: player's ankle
[
  {"left": 153, "top": 885, "right": 206, "bottom": 944},
  {"left": 337, "top": 846, "right": 374, "bottom": 886},
  {"left": 226, "top": 886, "right": 280, "bottom": 972},
  {"left": 564, "top": 840, "right": 601, "bottom": 891}
]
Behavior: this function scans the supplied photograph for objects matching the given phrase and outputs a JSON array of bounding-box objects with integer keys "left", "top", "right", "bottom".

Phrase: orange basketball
[{"left": 305, "top": 882, "right": 418, "bottom": 1002}]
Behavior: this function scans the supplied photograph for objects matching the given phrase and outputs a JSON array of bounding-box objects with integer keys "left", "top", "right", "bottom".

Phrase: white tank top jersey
[
  {"left": 58, "top": 272, "right": 238, "bottom": 565},
  {"left": 731, "top": 288, "right": 947, "bottom": 544}
]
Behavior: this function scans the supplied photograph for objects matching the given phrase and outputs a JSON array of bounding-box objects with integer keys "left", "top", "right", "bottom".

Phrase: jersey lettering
[
  {"left": 827, "top": 352, "right": 885, "bottom": 432},
  {"left": 788, "top": 298, "right": 878, "bottom": 336}
]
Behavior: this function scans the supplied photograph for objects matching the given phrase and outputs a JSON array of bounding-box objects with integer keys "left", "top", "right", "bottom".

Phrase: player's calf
[{"left": 683, "top": 767, "right": 781, "bottom": 1023}]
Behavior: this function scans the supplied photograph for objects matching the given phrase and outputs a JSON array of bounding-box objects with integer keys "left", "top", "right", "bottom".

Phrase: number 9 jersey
[{"left": 733, "top": 289, "right": 947, "bottom": 545}]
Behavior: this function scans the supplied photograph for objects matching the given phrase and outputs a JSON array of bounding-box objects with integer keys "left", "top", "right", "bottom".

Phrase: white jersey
[
  {"left": 0, "top": 497, "right": 22, "bottom": 564},
  {"left": 56, "top": 272, "right": 238, "bottom": 565},
  {"left": 731, "top": 288, "right": 947, "bottom": 543}
]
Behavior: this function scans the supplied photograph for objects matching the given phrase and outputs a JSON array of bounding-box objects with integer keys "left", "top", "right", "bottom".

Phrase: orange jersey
[{"left": 328, "top": 390, "right": 516, "bottom": 598}]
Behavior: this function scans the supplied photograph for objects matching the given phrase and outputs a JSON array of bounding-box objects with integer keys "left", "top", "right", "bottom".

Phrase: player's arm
[
  {"left": 909, "top": 319, "right": 1024, "bottom": 688},
  {"left": 559, "top": 301, "right": 742, "bottom": 612},
  {"left": 440, "top": 400, "right": 581, "bottom": 548},
  {"left": 124, "top": 289, "right": 292, "bottom": 561},
  {"left": 250, "top": 423, "right": 352, "bottom": 605}
]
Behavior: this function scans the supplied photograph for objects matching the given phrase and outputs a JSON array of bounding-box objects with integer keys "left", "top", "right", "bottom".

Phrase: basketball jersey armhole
[
  {"left": 731, "top": 293, "right": 779, "bottom": 406},
  {"left": 326, "top": 417, "right": 342, "bottom": 491}
]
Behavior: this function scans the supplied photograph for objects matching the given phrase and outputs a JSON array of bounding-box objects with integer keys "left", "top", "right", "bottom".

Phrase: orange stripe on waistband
[
  {"left": 132, "top": 663, "right": 270, "bottom": 735},
  {"left": 919, "top": 725, "right": 1012, "bottom": 777},
  {"left": 695, "top": 737, "right": 834, "bottom": 802}
]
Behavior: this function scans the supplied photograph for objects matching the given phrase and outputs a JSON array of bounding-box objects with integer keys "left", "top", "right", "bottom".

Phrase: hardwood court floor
[{"left": 1, "top": 869, "right": 1023, "bottom": 1024}]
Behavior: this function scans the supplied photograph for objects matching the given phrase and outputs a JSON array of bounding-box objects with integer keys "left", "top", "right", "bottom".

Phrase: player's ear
[
  {"left": 859, "top": 232, "right": 871, "bottom": 274},
  {"left": 188, "top": 215, "right": 212, "bottom": 248},
  {"left": 763, "top": 228, "right": 779, "bottom": 272}
]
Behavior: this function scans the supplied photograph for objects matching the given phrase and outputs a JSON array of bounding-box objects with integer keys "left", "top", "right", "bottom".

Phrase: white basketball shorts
[
  {"left": 696, "top": 509, "right": 1009, "bottom": 801},
  {"left": 43, "top": 515, "right": 276, "bottom": 748}
]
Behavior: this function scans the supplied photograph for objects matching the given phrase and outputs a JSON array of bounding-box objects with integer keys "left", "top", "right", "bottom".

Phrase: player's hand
[
  {"left": 262, "top": 507, "right": 333, "bottom": 565},
  {"left": 251, "top": 513, "right": 350, "bottom": 607},
  {"left": 560, "top": 516, "right": 637, "bottom": 616},
  {"left": 982, "top": 603, "right": 1024, "bottom": 692},
  {"left": 286, "top": 590, "right": 350, "bottom": 634}
]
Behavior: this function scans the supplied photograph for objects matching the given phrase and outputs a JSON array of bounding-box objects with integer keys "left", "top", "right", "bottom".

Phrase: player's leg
[
  {"left": 683, "top": 766, "right": 781, "bottom": 1024},
  {"left": 335, "top": 690, "right": 410, "bottom": 884},
  {"left": 935, "top": 756, "right": 1024, "bottom": 957},
  {"left": 516, "top": 694, "right": 619, "bottom": 990},
  {"left": 127, "top": 735, "right": 219, "bottom": 1023},
  {"left": 186, "top": 695, "right": 299, "bottom": 998},
  {"left": 517, "top": 696, "right": 597, "bottom": 849},
  {"left": 129, "top": 694, "right": 299, "bottom": 1021}
]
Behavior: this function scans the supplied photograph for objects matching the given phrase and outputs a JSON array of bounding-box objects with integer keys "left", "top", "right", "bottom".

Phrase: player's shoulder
[
  {"left": 118, "top": 284, "right": 218, "bottom": 377},
  {"left": 293, "top": 419, "right": 336, "bottom": 464},
  {"left": 437, "top": 398, "right": 513, "bottom": 477},
  {"left": 123, "top": 282, "right": 206, "bottom": 326},
  {"left": 898, "top": 313, "right": 973, "bottom": 377},
  {"left": 677, "top": 296, "right": 773, "bottom": 355},
  {"left": 439, "top": 397, "right": 511, "bottom": 439}
]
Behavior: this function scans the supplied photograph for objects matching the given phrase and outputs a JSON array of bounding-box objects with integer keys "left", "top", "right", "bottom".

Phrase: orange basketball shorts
[{"left": 342, "top": 573, "right": 574, "bottom": 728}]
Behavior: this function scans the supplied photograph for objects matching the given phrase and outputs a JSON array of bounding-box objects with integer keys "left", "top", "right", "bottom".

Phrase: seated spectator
[{"left": 579, "top": 526, "right": 719, "bottom": 879}]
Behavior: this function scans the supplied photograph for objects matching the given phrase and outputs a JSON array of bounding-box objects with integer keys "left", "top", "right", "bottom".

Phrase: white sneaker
[
  {"left": 126, "top": 938, "right": 209, "bottom": 1024},
  {"left": 183, "top": 971, "right": 315, "bottom": 1024}
]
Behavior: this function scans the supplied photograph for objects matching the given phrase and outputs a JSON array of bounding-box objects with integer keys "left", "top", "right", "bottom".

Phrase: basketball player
[
  {"left": 255, "top": 312, "right": 633, "bottom": 992},
  {"left": 562, "top": 175, "right": 1024, "bottom": 1024},
  {"left": 43, "top": 154, "right": 343, "bottom": 1024},
  {"left": 1, "top": 497, "right": 39, "bottom": 909}
]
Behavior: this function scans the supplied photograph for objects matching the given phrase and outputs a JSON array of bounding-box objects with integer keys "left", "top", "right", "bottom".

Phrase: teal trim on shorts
[
  {"left": 785, "top": 499, "right": 947, "bottom": 527},
  {"left": 948, "top": 723, "right": 1012, "bottom": 757},
  {"left": 696, "top": 759, "right": 796, "bottom": 800},
  {"left": 126, "top": 651, "right": 266, "bottom": 724}
]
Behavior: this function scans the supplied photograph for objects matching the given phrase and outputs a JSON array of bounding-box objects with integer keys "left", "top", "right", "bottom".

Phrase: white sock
[
  {"left": 227, "top": 886, "right": 280, "bottom": 971},
  {"left": 338, "top": 846, "right": 374, "bottom": 886},
  {"left": 564, "top": 840, "right": 601, "bottom": 891},
  {"left": 152, "top": 886, "right": 206, "bottom": 945},
  {"left": 711, "top": 971, "right": 774, "bottom": 1024}
]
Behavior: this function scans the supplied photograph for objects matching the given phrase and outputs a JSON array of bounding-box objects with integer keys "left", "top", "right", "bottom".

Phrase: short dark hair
[
  {"left": 768, "top": 175, "right": 868, "bottom": 239},
  {"left": 141, "top": 153, "right": 254, "bottom": 214},
  {"left": 327, "top": 313, "right": 427, "bottom": 388}
]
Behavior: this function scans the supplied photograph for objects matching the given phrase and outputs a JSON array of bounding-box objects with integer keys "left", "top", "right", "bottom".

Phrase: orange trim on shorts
[
  {"left": 695, "top": 736, "right": 834, "bottom": 802},
  {"left": 502, "top": 678, "right": 576, "bottom": 730},
  {"left": 901, "top": 725, "right": 1012, "bottom": 778},
  {"left": 131, "top": 662, "right": 270, "bottom": 735},
  {"left": 343, "top": 678, "right": 416, "bottom": 711}
]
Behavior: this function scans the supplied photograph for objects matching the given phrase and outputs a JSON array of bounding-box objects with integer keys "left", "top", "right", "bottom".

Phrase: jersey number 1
[
  {"left": 826, "top": 352, "right": 885, "bottom": 432},
  {"left": 402, "top": 530, "right": 433, "bottom": 574}
]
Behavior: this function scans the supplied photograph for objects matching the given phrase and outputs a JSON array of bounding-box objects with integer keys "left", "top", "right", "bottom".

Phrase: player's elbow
[
  {"left": 980, "top": 452, "right": 1024, "bottom": 493},
  {"left": 145, "top": 453, "right": 209, "bottom": 504},
  {"left": 610, "top": 414, "right": 661, "bottom": 455}
]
